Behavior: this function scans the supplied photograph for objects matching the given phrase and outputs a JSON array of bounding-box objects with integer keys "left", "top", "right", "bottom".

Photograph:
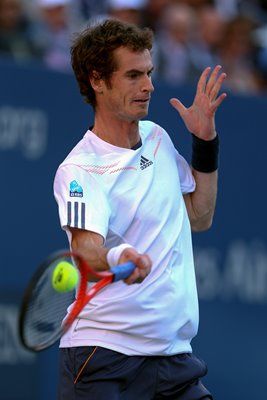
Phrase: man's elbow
[{"left": 190, "top": 214, "right": 214, "bottom": 232}]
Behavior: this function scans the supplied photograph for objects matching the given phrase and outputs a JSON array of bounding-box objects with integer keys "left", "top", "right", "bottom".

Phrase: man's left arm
[
  {"left": 183, "top": 168, "right": 218, "bottom": 231},
  {"left": 170, "top": 65, "right": 227, "bottom": 231}
]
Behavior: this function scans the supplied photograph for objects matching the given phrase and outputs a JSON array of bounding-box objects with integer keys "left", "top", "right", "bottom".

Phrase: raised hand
[{"left": 169, "top": 65, "right": 227, "bottom": 140}]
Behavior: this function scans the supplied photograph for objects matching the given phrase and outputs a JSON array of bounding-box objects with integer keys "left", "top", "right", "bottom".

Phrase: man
[{"left": 54, "top": 18, "right": 226, "bottom": 400}]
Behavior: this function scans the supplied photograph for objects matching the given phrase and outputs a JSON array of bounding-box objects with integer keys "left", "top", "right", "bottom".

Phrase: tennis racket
[{"left": 18, "top": 249, "right": 135, "bottom": 352}]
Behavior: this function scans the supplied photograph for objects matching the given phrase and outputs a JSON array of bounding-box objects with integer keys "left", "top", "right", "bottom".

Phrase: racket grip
[{"left": 111, "top": 261, "right": 135, "bottom": 282}]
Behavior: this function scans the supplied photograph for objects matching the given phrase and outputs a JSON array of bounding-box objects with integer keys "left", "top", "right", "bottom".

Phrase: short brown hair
[{"left": 70, "top": 18, "right": 154, "bottom": 108}]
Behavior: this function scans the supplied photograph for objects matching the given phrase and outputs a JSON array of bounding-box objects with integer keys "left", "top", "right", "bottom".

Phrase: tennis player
[{"left": 53, "top": 18, "right": 227, "bottom": 400}]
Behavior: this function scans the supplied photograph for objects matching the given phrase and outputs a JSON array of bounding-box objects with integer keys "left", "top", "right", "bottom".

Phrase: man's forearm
[{"left": 184, "top": 169, "right": 218, "bottom": 232}]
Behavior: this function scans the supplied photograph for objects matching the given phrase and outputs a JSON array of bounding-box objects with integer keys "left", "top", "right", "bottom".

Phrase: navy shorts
[{"left": 58, "top": 346, "right": 213, "bottom": 400}]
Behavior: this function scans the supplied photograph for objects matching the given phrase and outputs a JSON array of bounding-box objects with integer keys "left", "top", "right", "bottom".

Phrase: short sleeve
[
  {"left": 53, "top": 164, "right": 111, "bottom": 239},
  {"left": 159, "top": 126, "right": 195, "bottom": 195},
  {"left": 176, "top": 152, "right": 196, "bottom": 194}
]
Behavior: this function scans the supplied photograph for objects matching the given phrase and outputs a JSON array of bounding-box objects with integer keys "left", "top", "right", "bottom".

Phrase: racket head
[
  {"left": 19, "top": 249, "right": 136, "bottom": 352},
  {"left": 19, "top": 250, "right": 82, "bottom": 352}
]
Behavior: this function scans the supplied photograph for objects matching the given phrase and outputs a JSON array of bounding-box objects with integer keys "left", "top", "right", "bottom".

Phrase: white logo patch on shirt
[{"left": 69, "top": 180, "right": 83, "bottom": 197}]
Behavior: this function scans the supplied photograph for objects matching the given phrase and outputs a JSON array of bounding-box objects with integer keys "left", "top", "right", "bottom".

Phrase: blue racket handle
[{"left": 111, "top": 261, "right": 135, "bottom": 282}]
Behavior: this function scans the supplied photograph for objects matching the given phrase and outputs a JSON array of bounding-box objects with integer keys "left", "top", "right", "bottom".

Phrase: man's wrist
[
  {"left": 191, "top": 134, "right": 219, "bottom": 173},
  {"left": 107, "top": 244, "right": 133, "bottom": 268}
]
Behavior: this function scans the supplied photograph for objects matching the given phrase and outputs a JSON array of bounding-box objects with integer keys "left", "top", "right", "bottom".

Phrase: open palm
[{"left": 170, "top": 65, "right": 227, "bottom": 140}]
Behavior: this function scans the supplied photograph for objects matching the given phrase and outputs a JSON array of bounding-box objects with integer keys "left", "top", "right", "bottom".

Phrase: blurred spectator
[
  {"left": 253, "top": 44, "right": 267, "bottom": 90},
  {"left": 35, "top": 0, "right": 79, "bottom": 72},
  {"left": 155, "top": 3, "right": 198, "bottom": 85},
  {"left": 143, "top": 0, "right": 173, "bottom": 31},
  {"left": 61, "top": 0, "right": 108, "bottom": 28},
  {"left": 218, "top": 15, "right": 261, "bottom": 93},
  {"left": 259, "top": 0, "right": 267, "bottom": 18},
  {"left": 72, "top": 0, "right": 108, "bottom": 23},
  {"left": 106, "top": 0, "right": 147, "bottom": 26},
  {"left": 189, "top": 5, "right": 226, "bottom": 74},
  {"left": 250, "top": 1, "right": 267, "bottom": 90},
  {"left": 214, "top": 1, "right": 266, "bottom": 24},
  {"left": 177, "top": 0, "right": 214, "bottom": 10},
  {"left": 213, "top": 0, "right": 240, "bottom": 19},
  {"left": 0, "top": 0, "right": 43, "bottom": 63},
  {"left": 2, "top": 0, "right": 267, "bottom": 95}
]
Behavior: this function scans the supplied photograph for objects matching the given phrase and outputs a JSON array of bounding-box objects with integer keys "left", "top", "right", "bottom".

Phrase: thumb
[{"left": 169, "top": 98, "right": 186, "bottom": 116}]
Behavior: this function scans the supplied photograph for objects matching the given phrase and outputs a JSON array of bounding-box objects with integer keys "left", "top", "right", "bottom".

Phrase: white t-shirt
[{"left": 53, "top": 120, "right": 198, "bottom": 356}]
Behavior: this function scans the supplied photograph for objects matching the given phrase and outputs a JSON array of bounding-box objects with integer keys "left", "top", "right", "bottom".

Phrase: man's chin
[{"left": 134, "top": 108, "right": 149, "bottom": 120}]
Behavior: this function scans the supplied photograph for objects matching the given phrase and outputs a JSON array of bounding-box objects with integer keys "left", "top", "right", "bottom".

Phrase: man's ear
[{"left": 90, "top": 71, "right": 104, "bottom": 93}]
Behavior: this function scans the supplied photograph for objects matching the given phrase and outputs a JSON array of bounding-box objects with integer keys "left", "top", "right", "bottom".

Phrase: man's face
[{"left": 100, "top": 47, "right": 154, "bottom": 122}]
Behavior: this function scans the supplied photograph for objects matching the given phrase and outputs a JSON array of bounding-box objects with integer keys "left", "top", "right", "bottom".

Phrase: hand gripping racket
[{"left": 18, "top": 249, "right": 135, "bottom": 352}]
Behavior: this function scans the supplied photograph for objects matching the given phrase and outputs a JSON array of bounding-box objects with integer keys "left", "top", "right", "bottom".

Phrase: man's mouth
[{"left": 133, "top": 98, "right": 150, "bottom": 103}]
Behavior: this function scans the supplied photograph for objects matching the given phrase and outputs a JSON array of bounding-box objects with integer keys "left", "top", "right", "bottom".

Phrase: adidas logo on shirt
[{"left": 140, "top": 155, "right": 153, "bottom": 170}]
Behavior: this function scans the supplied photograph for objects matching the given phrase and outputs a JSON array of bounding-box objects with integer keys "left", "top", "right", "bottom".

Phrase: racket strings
[{"left": 22, "top": 261, "right": 76, "bottom": 350}]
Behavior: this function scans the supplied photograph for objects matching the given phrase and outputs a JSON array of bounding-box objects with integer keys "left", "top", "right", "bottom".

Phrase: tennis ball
[{"left": 52, "top": 261, "right": 79, "bottom": 293}]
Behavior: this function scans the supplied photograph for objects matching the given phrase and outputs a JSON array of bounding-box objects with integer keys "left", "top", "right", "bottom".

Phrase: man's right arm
[{"left": 69, "top": 227, "right": 152, "bottom": 284}]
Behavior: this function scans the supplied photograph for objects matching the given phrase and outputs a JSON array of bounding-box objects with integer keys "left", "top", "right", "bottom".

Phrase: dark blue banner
[{"left": 1, "top": 59, "right": 266, "bottom": 400}]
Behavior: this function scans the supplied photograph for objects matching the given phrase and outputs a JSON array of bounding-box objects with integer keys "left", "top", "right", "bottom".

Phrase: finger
[
  {"left": 124, "top": 268, "right": 146, "bottom": 284},
  {"left": 205, "top": 65, "right": 223, "bottom": 96},
  {"left": 210, "top": 92, "right": 227, "bottom": 113},
  {"left": 196, "top": 66, "right": 211, "bottom": 94},
  {"left": 136, "top": 254, "right": 151, "bottom": 278},
  {"left": 208, "top": 72, "right": 227, "bottom": 102},
  {"left": 169, "top": 98, "right": 187, "bottom": 116},
  {"left": 124, "top": 255, "right": 151, "bottom": 284},
  {"left": 124, "top": 269, "right": 140, "bottom": 284}
]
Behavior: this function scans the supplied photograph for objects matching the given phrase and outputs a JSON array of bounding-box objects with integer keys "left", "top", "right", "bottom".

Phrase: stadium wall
[{"left": 0, "top": 60, "right": 266, "bottom": 400}]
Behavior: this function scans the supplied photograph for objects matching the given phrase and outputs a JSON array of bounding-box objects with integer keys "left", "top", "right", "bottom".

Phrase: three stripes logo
[
  {"left": 67, "top": 201, "right": 85, "bottom": 229},
  {"left": 140, "top": 155, "right": 153, "bottom": 170}
]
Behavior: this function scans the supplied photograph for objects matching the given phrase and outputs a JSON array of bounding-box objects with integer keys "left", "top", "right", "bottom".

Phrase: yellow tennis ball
[{"left": 52, "top": 261, "right": 79, "bottom": 293}]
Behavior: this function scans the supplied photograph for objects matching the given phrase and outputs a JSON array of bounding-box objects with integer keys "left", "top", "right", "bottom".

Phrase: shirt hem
[{"left": 59, "top": 337, "right": 193, "bottom": 356}]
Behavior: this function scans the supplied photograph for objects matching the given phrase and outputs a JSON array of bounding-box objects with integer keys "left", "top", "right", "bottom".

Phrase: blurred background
[{"left": 1, "top": 0, "right": 267, "bottom": 399}]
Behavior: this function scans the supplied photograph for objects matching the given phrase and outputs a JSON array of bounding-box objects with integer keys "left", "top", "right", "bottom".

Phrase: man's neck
[{"left": 91, "top": 117, "right": 141, "bottom": 149}]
